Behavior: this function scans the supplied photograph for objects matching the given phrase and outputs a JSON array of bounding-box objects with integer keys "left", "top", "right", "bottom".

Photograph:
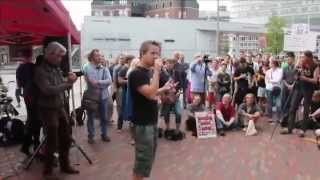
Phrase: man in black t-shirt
[
  {"left": 129, "top": 41, "right": 172, "bottom": 180},
  {"left": 233, "top": 57, "right": 254, "bottom": 106}
]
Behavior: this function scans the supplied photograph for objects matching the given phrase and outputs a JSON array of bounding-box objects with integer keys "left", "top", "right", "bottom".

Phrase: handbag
[
  {"left": 81, "top": 89, "right": 100, "bottom": 111},
  {"left": 271, "top": 86, "right": 281, "bottom": 97},
  {"left": 81, "top": 68, "right": 105, "bottom": 111}
]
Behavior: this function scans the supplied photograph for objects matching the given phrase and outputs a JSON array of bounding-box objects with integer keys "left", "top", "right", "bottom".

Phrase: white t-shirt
[{"left": 265, "top": 67, "right": 283, "bottom": 90}]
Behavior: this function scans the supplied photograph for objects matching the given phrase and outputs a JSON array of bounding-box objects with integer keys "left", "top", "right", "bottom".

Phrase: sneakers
[
  {"left": 297, "top": 130, "right": 305, "bottom": 138},
  {"left": 218, "top": 130, "right": 225, "bottom": 136},
  {"left": 102, "top": 136, "right": 111, "bottom": 142},
  {"left": 88, "top": 138, "right": 95, "bottom": 144},
  {"left": 280, "top": 128, "right": 292, "bottom": 135}
]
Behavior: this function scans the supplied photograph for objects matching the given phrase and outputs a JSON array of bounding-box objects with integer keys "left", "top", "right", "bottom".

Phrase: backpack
[
  {"left": 164, "top": 129, "right": 185, "bottom": 141},
  {"left": 0, "top": 117, "right": 25, "bottom": 146}
]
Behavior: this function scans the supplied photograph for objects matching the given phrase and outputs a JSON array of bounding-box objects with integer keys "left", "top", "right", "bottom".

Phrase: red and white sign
[{"left": 195, "top": 112, "right": 217, "bottom": 139}]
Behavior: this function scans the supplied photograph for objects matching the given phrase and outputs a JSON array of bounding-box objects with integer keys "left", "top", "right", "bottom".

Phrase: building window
[
  {"left": 170, "top": 1, "right": 172, "bottom": 7},
  {"left": 114, "top": 10, "right": 119, "bottom": 16},
  {"left": 163, "top": 3, "right": 165, "bottom": 8},
  {"left": 103, "top": 10, "right": 110, "bottom": 16}
]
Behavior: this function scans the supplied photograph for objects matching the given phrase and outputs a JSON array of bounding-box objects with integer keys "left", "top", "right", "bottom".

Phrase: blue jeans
[
  {"left": 117, "top": 87, "right": 126, "bottom": 130},
  {"left": 162, "top": 100, "right": 182, "bottom": 125},
  {"left": 216, "top": 118, "right": 237, "bottom": 130},
  {"left": 266, "top": 89, "right": 281, "bottom": 120},
  {"left": 87, "top": 98, "right": 109, "bottom": 139}
]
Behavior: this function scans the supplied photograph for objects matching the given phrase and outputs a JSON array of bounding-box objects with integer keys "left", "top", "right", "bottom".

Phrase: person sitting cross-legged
[
  {"left": 238, "top": 93, "right": 262, "bottom": 136},
  {"left": 185, "top": 94, "right": 206, "bottom": 136},
  {"left": 215, "top": 93, "right": 237, "bottom": 136}
]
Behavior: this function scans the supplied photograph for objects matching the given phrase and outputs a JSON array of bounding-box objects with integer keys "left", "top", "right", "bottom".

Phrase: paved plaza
[{"left": 1, "top": 72, "right": 320, "bottom": 180}]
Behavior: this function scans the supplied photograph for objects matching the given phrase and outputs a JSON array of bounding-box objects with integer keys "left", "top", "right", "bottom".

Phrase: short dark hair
[
  {"left": 139, "top": 40, "right": 161, "bottom": 57},
  {"left": 304, "top": 50, "right": 313, "bottom": 60},
  {"left": 88, "top": 49, "right": 100, "bottom": 62},
  {"left": 286, "top": 51, "right": 295, "bottom": 58},
  {"left": 125, "top": 55, "right": 135, "bottom": 63}
]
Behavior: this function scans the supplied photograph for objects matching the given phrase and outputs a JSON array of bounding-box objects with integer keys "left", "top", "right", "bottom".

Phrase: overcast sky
[{"left": 62, "top": 0, "right": 232, "bottom": 29}]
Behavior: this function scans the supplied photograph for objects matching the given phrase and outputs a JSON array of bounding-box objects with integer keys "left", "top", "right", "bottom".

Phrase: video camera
[{"left": 203, "top": 54, "right": 211, "bottom": 64}]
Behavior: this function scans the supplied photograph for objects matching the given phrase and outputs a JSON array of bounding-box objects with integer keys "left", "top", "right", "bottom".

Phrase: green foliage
[
  {"left": 223, "top": 43, "right": 229, "bottom": 54},
  {"left": 265, "top": 16, "right": 286, "bottom": 55}
]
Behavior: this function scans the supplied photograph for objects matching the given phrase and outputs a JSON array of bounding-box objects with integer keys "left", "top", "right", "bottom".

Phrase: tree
[
  {"left": 223, "top": 42, "right": 229, "bottom": 54},
  {"left": 265, "top": 16, "right": 286, "bottom": 55}
]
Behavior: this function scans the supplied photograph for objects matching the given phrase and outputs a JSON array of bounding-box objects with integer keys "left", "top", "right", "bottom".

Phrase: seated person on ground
[
  {"left": 216, "top": 94, "right": 237, "bottom": 136},
  {"left": 301, "top": 90, "right": 320, "bottom": 133},
  {"left": 186, "top": 95, "right": 205, "bottom": 136},
  {"left": 238, "top": 93, "right": 262, "bottom": 136}
]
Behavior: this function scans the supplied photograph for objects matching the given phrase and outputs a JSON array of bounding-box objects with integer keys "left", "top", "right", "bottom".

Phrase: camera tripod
[{"left": 24, "top": 133, "right": 93, "bottom": 170}]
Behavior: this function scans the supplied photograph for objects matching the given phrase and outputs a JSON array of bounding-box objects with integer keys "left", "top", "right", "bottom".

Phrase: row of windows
[
  {"left": 151, "top": 1, "right": 173, "bottom": 9},
  {"left": 240, "top": 42, "right": 259, "bottom": 47},
  {"left": 238, "top": 36, "right": 258, "bottom": 41},
  {"left": 235, "top": 5, "right": 320, "bottom": 17},
  {"left": 94, "top": 9, "right": 129, "bottom": 16}
]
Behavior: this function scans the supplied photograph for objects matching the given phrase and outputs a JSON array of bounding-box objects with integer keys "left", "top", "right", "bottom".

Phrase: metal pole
[{"left": 216, "top": 0, "right": 220, "bottom": 57}]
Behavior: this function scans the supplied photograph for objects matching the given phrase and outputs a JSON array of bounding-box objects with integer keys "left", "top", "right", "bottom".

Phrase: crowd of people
[{"left": 11, "top": 40, "right": 320, "bottom": 180}]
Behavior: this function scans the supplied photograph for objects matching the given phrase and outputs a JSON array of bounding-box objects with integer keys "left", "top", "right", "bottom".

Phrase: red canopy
[{"left": 0, "top": 0, "right": 80, "bottom": 45}]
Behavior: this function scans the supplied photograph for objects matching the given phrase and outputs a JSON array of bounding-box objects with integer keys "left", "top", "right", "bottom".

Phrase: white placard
[
  {"left": 284, "top": 31, "right": 319, "bottom": 52},
  {"left": 292, "top": 24, "right": 310, "bottom": 35},
  {"left": 195, "top": 112, "right": 217, "bottom": 139}
]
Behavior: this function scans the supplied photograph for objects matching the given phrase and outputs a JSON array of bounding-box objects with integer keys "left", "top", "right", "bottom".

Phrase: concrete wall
[{"left": 81, "top": 16, "right": 265, "bottom": 64}]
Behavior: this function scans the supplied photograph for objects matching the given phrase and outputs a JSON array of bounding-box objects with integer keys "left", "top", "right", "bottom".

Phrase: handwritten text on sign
[{"left": 195, "top": 112, "right": 217, "bottom": 139}]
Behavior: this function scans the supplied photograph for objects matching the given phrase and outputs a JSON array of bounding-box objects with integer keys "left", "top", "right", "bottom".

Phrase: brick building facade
[{"left": 91, "top": 0, "right": 199, "bottom": 19}]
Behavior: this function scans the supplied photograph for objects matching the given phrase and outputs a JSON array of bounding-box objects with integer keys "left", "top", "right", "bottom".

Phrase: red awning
[{"left": 0, "top": 0, "right": 80, "bottom": 45}]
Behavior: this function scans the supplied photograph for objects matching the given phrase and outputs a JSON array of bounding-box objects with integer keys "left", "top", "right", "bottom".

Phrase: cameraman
[
  {"left": 190, "top": 54, "right": 212, "bottom": 105},
  {"left": 281, "top": 51, "right": 320, "bottom": 137},
  {"left": 34, "top": 42, "right": 79, "bottom": 177}
]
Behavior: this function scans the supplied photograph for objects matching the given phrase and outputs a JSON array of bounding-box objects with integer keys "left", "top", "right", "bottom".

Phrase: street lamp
[{"left": 216, "top": 0, "right": 220, "bottom": 56}]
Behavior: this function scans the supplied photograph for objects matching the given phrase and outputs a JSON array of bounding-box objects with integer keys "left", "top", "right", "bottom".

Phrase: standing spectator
[
  {"left": 160, "top": 58, "right": 182, "bottom": 132},
  {"left": 233, "top": 57, "right": 254, "bottom": 107},
  {"left": 224, "top": 54, "right": 233, "bottom": 77},
  {"left": 281, "top": 52, "right": 296, "bottom": 116},
  {"left": 117, "top": 55, "right": 135, "bottom": 132},
  {"left": 238, "top": 93, "right": 262, "bottom": 135},
  {"left": 216, "top": 61, "right": 231, "bottom": 102},
  {"left": 177, "top": 53, "right": 189, "bottom": 109},
  {"left": 34, "top": 42, "right": 79, "bottom": 176},
  {"left": 190, "top": 54, "right": 211, "bottom": 104},
  {"left": 128, "top": 41, "right": 172, "bottom": 180},
  {"left": 113, "top": 54, "right": 126, "bottom": 125},
  {"left": 256, "top": 60, "right": 269, "bottom": 112},
  {"left": 83, "top": 49, "right": 112, "bottom": 144},
  {"left": 265, "top": 59, "right": 283, "bottom": 122},
  {"left": 247, "top": 52, "right": 259, "bottom": 73},
  {"left": 207, "top": 58, "right": 219, "bottom": 109},
  {"left": 216, "top": 94, "right": 237, "bottom": 136},
  {"left": 281, "top": 51, "right": 320, "bottom": 137},
  {"left": 17, "top": 49, "right": 41, "bottom": 156}
]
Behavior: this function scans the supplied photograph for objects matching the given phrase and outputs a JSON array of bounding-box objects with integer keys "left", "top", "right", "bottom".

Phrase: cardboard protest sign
[{"left": 195, "top": 111, "right": 217, "bottom": 139}]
